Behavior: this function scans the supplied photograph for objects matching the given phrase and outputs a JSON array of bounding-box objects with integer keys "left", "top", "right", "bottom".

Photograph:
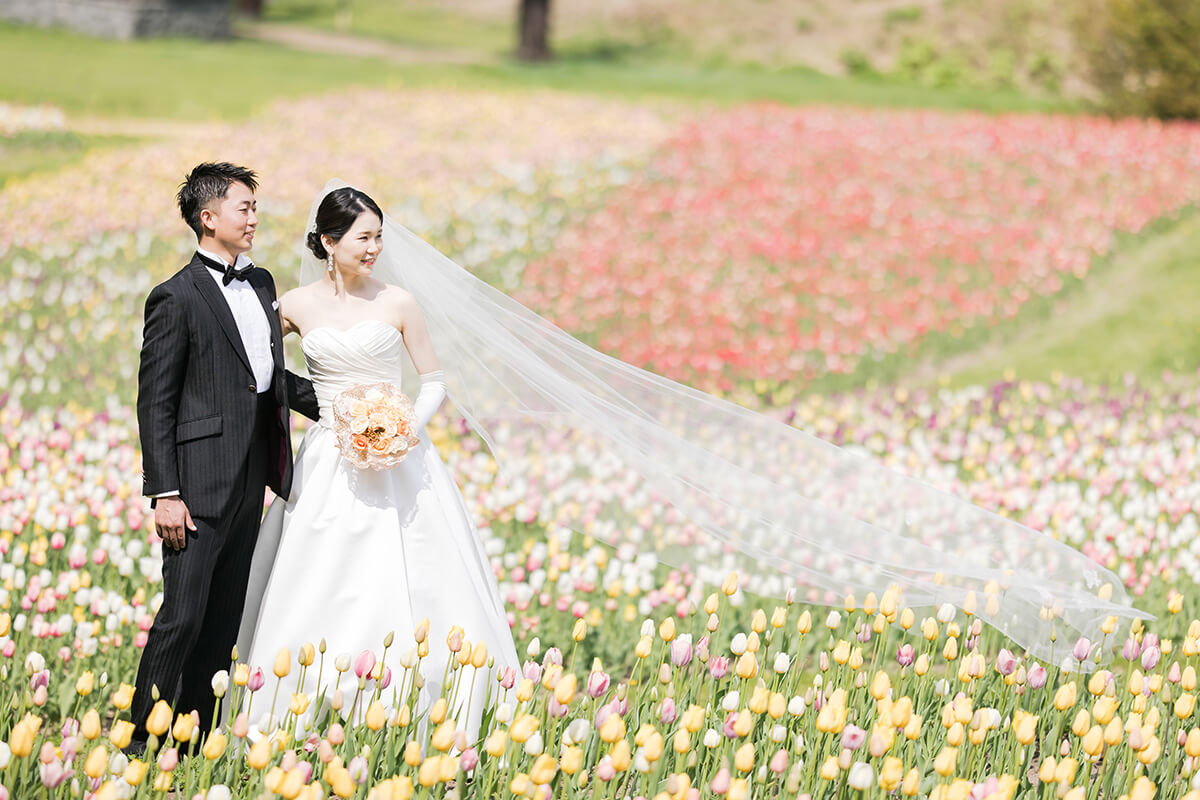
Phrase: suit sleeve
[
  {"left": 137, "top": 283, "right": 188, "bottom": 498},
  {"left": 287, "top": 371, "right": 321, "bottom": 421}
]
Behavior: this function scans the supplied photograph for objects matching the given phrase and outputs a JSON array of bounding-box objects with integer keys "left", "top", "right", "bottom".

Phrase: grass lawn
[
  {"left": 0, "top": 21, "right": 1075, "bottom": 122},
  {"left": 923, "top": 207, "right": 1200, "bottom": 387}
]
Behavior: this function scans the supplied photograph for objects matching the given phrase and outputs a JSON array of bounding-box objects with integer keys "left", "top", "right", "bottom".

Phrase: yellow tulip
[
  {"left": 273, "top": 647, "right": 292, "bottom": 678},
  {"left": 76, "top": 671, "right": 95, "bottom": 696},
  {"left": 432, "top": 721, "right": 455, "bottom": 752},
  {"left": 1071, "top": 709, "right": 1091, "bottom": 737},
  {"left": 153, "top": 772, "right": 173, "bottom": 792},
  {"left": 946, "top": 721, "right": 964, "bottom": 747},
  {"left": 879, "top": 757, "right": 903, "bottom": 791},
  {"left": 599, "top": 714, "right": 625, "bottom": 743},
  {"left": 1012, "top": 711, "right": 1037, "bottom": 745},
  {"left": 735, "top": 652, "right": 757, "bottom": 679},
  {"left": 933, "top": 747, "right": 958, "bottom": 777},
  {"left": 560, "top": 745, "right": 583, "bottom": 774},
  {"left": 1082, "top": 725, "right": 1104, "bottom": 756},
  {"left": 80, "top": 708, "right": 102, "bottom": 740},
  {"left": 280, "top": 767, "right": 306, "bottom": 799},
  {"left": 172, "top": 712, "right": 195, "bottom": 744},
  {"left": 914, "top": 654, "right": 930, "bottom": 676},
  {"left": 1054, "top": 757, "right": 1078, "bottom": 784},
  {"left": 366, "top": 700, "right": 386, "bottom": 731},
  {"left": 247, "top": 737, "right": 272, "bottom": 770},
  {"left": 733, "top": 708, "right": 755, "bottom": 738},
  {"left": 1138, "top": 736, "right": 1161, "bottom": 765},
  {"left": 330, "top": 765, "right": 357, "bottom": 797},
  {"left": 429, "top": 698, "right": 447, "bottom": 725},
  {"left": 509, "top": 773, "right": 531, "bottom": 795},
  {"left": 797, "top": 609, "right": 813, "bottom": 633},
  {"left": 901, "top": 768, "right": 921, "bottom": 796},
  {"left": 904, "top": 714, "right": 923, "bottom": 741},
  {"left": 1093, "top": 695, "right": 1118, "bottom": 725},
  {"left": 290, "top": 692, "right": 311, "bottom": 716},
  {"left": 124, "top": 759, "right": 149, "bottom": 786},
  {"left": 84, "top": 744, "right": 108, "bottom": 779},
  {"left": 233, "top": 663, "right": 250, "bottom": 686},
  {"left": 111, "top": 683, "right": 135, "bottom": 711},
  {"left": 437, "top": 754, "right": 458, "bottom": 782},
  {"left": 721, "top": 573, "right": 738, "bottom": 596},
  {"left": 1038, "top": 756, "right": 1057, "bottom": 784},
  {"left": 298, "top": 642, "right": 315, "bottom": 667},
  {"left": 484, "top": 729, "right": 507, "bottom": 757},
  {"left": 530, "top": 753, "right": 558, "bottom": 784},
  {"left": 1177, "top": 693, "right": 1196, "bottom": 720},
  {"left": 820, "top": 756, "right": 840, "bottom": 780},
  {"left": 832, "top": 640, "right": 851, "bottom": 664},
  {"left": 1129, "top": 670, "right": 1145, "bottom": 697},
  {"left": 734, "top": 742, "right": 754, "bottom": 772},
  {"left": 203, "top": 731, "right": 227, "bottom": 760},
  {"left": 1054, "top": 681, "right": 1078, "bottom": 711},
  {"left": 1186, "top": 728, "right": 1200, "bottom": 758},
  {"left": 145, "top": 700, "right": 172, "bottom": 737},
  {"left": 108, "top": 720, "right": 134, "bottom": 750},
  {"left": 871, "top": 671, "right": 891, "bottom": 701},
  {"left": 555, "top": 673, "right": 577, "bottom": 705},
  {"left": 771, "top": 606, "right": 787, "bottom": 628},
  {"left": 1104, "top": 717, "right": 1124, "bottom": 746},
  {"left": 768, "top": 692, "right": 786, "bottom": 720},
  {"left": 610, "top": 739, "right": 632, "bottom": 772},
  {"left": 660, "top": 617, "right": 676, "bottom": 641},
  {"left": 404, "top": 741, "right": 423, "bottom": 767},
  {"left": 1130, "top": 776, "right": 1157, "bottom": 800},
  {"left": 471, "top": 641, "right": 488, "bottom": 668},
  {"left": 635, "top": 636, "right": 653, "bottom": 659},
  {"left": 515, "top": 678, "right": 534, "bottom": 702},
  {"left": 943, "top": 637, "right": 959, "bottom": 661}
]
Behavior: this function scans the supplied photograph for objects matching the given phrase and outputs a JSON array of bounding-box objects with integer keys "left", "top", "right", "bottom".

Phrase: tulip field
[{"left": 5, "top": 86, "right": 1200, "bottom": 799}]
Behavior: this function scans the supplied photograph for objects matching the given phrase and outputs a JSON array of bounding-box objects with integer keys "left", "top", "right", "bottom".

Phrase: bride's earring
[{"left": 327, "top": 253, "right": 334, "bottom": 274}]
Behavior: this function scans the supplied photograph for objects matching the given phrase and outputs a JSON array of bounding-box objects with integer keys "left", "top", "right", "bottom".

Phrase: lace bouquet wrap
[{"left": 331, "top": 382, "right": 421, "bottom": 469}]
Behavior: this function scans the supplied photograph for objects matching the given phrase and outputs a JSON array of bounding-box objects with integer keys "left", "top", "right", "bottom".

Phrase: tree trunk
[
  {"left": 236, "top": 0, "right": 264, "bottom": 17},
  {"left": 517, "top": 0, "right": 552, "bottom": 61}
]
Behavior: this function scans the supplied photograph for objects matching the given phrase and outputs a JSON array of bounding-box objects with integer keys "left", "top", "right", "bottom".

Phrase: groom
[{"left": 130, "top": 162, "right": 319, "bottom": 749}]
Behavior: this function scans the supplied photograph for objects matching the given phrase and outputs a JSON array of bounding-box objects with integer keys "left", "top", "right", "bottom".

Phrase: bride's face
[{"left": 326, "top": 211, "right": 383, "bottom": 277}]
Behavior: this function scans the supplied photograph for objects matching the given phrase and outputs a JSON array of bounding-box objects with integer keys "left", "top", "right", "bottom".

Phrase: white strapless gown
[{"left": 236, "top": 319, "right": 519, "bottom": 739}]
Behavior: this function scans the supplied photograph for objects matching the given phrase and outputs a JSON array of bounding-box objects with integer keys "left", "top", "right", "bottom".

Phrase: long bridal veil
[{"left": 300, "top": 179, "right": 1149, "bottom": 667}]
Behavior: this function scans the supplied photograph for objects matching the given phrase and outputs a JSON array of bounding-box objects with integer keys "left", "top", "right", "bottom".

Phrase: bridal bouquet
[{"left": 331, "top": 382, "right": 421, "bottom": 469}]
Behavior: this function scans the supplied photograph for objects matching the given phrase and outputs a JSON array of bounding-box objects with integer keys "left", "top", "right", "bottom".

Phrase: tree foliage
[{"left": 1072, "top": 0, "right": 1200, "bottom": 119}]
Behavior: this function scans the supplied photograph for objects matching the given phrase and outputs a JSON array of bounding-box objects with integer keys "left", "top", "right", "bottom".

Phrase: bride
[
  {"left": 236, "top": 186, "right": 519, "bottom": 738},
  {"left": 240, "top": 175, "right": 1148, "bottom": 734}
]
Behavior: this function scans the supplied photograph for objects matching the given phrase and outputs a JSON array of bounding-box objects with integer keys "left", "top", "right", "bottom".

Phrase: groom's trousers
[{"left": 130, "top": 396, "right": 273, "bottom": 739}]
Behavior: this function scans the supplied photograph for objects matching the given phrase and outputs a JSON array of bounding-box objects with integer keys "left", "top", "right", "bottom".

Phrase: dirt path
[{"left": 236, "top": 21, "right": 491, "bottom": 66}]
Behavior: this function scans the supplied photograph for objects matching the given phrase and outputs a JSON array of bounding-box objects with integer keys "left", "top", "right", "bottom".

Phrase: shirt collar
[{"left": 196, "top": 246, "right": 255, "bottom": 273}]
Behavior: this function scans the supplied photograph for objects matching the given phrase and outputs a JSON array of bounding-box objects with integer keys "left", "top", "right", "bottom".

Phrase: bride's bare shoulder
[{"left": 378, "top": 283, "right": 419, "bottom": 311}]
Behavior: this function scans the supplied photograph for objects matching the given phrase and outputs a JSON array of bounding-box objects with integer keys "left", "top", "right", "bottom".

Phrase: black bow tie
[{"left": 198, "top": 253, "right": 254, "bottom": 286}]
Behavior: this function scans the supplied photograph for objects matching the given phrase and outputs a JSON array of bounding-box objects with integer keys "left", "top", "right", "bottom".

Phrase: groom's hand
[{"left": 156, "top": 497, "right": 197, "bottom": 551}]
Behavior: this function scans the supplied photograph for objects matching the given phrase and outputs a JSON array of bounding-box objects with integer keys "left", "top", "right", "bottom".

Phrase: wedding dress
[{"left": 236, "top": 318, "right": 520, "bottom": 738}]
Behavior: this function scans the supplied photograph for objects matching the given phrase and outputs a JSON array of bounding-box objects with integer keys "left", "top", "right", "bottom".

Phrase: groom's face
[{"left": 201, "top": 180, "right": 257, "bottom": 255}]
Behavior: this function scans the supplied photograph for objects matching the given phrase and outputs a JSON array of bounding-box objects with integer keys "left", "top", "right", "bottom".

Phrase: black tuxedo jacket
[{"left": 137, "top": 253, "right": 319, "bottom": 518}]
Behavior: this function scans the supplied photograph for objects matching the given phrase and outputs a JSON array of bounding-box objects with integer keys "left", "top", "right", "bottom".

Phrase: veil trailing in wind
[{"left": 301, "top": 179, "right": 1149, "bottom": 667}]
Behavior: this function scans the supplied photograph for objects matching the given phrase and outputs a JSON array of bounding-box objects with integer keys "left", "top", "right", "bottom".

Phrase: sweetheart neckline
[{"left": 302, "top": 319, "right": 400, "bottom": 340}]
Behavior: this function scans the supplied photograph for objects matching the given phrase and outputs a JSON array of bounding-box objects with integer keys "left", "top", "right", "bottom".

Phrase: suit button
[{"left": 249, "top": 383, "right": 257, "bottom": 393}]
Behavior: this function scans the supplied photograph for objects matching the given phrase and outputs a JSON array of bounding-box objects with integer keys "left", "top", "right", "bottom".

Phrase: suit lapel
[{"left": 188, "top": 255, "right": 253, "bottom": 376}]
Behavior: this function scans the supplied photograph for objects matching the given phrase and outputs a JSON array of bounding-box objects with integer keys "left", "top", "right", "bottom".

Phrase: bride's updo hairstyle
[{"left": 305, "top": 187, "right": 385, "bottom": 260}]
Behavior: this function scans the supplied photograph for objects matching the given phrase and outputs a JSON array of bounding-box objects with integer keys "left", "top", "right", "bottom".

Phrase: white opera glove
[{"left": 413, "top": 370, "right": 447, "bottom": 429}]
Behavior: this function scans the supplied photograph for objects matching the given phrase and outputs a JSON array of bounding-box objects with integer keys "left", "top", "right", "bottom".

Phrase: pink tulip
[
  {"left": 1072, "top": 638, "right": 1092, "bottom": 662},
  {"left": 328, "top": 723, "right": 345, "bottom": 746},
  {"left": 1169, "top": 662, "right": 1182, "bottom": 683},
  {"left": 247, "top": 667, "right": 265, "bottom": 692},
  {"left": 596, "top": 756, "right": 616, "bottom": 781},
  {"left": 39, "top": 760, "right": 66, "bottom": 788},
  {"left": 1027, "top": 664, "right": 1047, "bottom": 689},
  {"left": 769, "top": 749, "right": 788, "bottom": 773},
  {"left": 157, "top": 748, "right": 178, "bottom": 772},
  {"left": 995, "top": 649, "right": 1017, "bottom": 676},
  {"left": 659, "top": 698, "right": 677, "bottom": 725},
  {"left": 587, "top": 670, "right": 610, "bottom": 698},
  {"left": 723, "top": 712, "right": 739, "bottom": 738},
  {"left": 670, "top": 637, "right": 693, "bottom": 667},
  {"left": 348, "top": 756, "right": 368, "bottom": 784},
  {"left": 499, "top": 666, "right": 517, "bottom": 690},
  {"left": 710, "top": 766, "right": 731, "bottom": 794},
  {"left": 353, "top": 650, "right": 376, "bottom": 679},
  {"left": 1141, "top": 646, "right": 1161, "bottom": 670},
  {"left": 841, "top": 724, "right": 866, "bottom": 751},
  {"left": 543, "top": 647, "right": 563, "bottom": 667},
  {"left": 232, "top": 713, "right": 249, "bottom": 738},
  {"left": 709, "top": 656, "right": 730, "bottom": 679},
  {"left": 377, "top": 665, "right": 392, "bottom": 690},
  {"left": 523, "top": 661, "right": 542, "bottom": 682},
  {"left": 1122, "top": 637, "right": 1140, "bottom": 661},
  {"left": 896, "top": 644, "right": 914, "bottom": 666},
  {"left": 460, "top": 747, "right": 479, "bottom": 772}
]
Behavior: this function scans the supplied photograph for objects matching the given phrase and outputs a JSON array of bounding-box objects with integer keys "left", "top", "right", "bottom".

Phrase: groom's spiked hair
[{"left": 177, "top": 162, "right": 259, "bottom": 241}]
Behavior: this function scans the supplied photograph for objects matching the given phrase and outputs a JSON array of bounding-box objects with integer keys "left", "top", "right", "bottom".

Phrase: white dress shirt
[
  {"left": 150, "top": 249, "right": 274, "bottom": 501},
  {"left": 196, "top": 247, "right": 275, "bottom": 393}
]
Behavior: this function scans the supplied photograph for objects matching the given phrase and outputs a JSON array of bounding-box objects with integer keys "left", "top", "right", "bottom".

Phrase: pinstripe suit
[{"left": 131, "top": 253, "right": 319, "bottom": 736}]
